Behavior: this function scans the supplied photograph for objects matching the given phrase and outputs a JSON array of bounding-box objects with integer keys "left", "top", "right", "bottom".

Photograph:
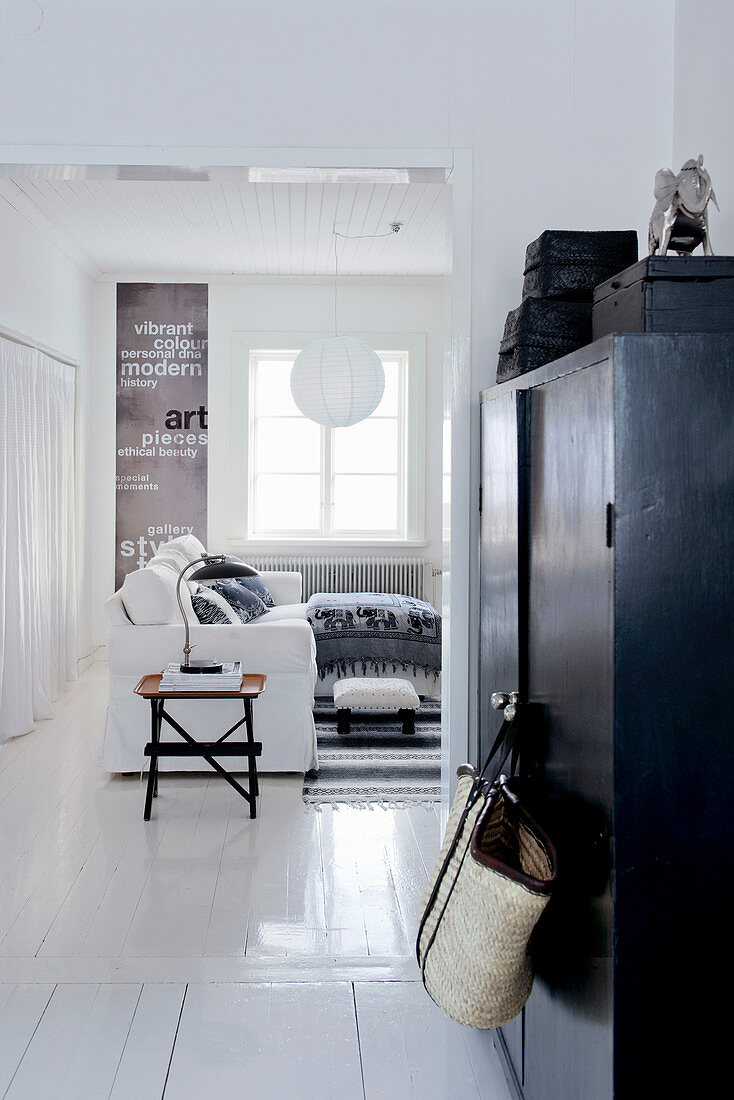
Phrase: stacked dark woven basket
[{"left": 497, "top": 230, "right": 638, "bottom": 382}]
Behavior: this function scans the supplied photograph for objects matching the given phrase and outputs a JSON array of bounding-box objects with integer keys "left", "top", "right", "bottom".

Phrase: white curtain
[{"left": 0, "top": 336, "right": 78, "bottom": 742}]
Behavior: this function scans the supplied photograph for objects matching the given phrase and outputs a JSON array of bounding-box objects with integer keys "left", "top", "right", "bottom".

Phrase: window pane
[
  {"left": 373, "top": 361, "right": 399, "bottom": 416},
  {"left": 334, "top": 419, "right": 398, "bottom": 474},
  {"left": 255, "top": 474, "right": 320, "bottom": 532},
  {"left": 256, "top": 359, "right": 299, "bottom": 416},
  {"left": 256, "top": 417, "right": 321, "bottom": 473},
  {"left": 333, "top": 475, "right": 398, "bottom": 531}
]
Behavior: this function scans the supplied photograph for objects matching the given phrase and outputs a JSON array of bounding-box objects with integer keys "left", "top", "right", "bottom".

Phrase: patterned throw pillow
[
  {"left": 214, "top": 579, "right": 268, "bottom": 624},
  {"left": 191, "top": 586, "right": 239, "bottom": 624},
  {"left": 223, "top": 556, "right": 275, "bottom": 607},
  {"left": 238, "top": 575, "right": 275, "bottom": 607}
]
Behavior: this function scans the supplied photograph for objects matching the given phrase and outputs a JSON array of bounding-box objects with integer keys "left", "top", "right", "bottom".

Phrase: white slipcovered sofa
[{"left": 97, "top": 536, "right": 317, "bottom": 774}]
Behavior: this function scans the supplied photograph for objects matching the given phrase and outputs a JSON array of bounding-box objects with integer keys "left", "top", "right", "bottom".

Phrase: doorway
[{"left": 0, "top": 146, "right": 474, "bottom": 799}]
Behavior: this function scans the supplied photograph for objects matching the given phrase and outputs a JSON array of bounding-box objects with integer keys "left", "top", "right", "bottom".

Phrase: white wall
[
  {"left": 0, "top": 0, "right": 675, "bottom": 381},
  {"left": 674, "top": 0, "right": 734, "bottom": 252},
  {"left": 0, "top": 199, "right": 96, "bottom": 663},
  {"left": 91, "top": 276, "right": 445, "bottom": 641},
  {"left": 0, "top": 201, "right": 90, "bottom": 363}
]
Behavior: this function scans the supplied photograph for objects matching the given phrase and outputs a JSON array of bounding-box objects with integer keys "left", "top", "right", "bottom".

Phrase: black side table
[{"left": 133, "top": 673, "right": 267, "bottom": 821}]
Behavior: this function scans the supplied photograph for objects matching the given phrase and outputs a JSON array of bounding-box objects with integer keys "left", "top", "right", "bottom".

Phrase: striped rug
[{"left": 303, "top": 698, "right": 441, "bottom": 806}]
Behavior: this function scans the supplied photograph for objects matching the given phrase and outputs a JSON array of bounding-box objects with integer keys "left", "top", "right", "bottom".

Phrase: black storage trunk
[
  {"left": 523, "top": 230, "right": 638, "bottom": 302},
  {"left": 497, "top": 298, "right": 592, "bottom": 382},
  {"left": 592, "top": 255, "right": 734, "bottom": 339}
]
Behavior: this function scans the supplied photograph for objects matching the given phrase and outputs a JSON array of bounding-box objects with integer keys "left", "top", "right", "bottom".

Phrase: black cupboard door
[
  {"left": 479, "top": 389, "right": 528, "bottom": 756},
  {"left": 479, "top": 389, "right": 528, "bottom": 1091},
  {"left": 522, "top": 361, "right": 615, "bottom": 1100}
]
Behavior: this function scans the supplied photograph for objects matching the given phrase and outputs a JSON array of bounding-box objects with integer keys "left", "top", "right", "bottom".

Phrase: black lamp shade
[{"left": 189, "top": 560, "right": 259, "bottom": 582}]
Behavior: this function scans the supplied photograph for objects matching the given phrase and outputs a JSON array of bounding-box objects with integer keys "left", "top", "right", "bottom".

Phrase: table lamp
[{"left": 176, "top": 554, "right": 259, "bottom": 673}]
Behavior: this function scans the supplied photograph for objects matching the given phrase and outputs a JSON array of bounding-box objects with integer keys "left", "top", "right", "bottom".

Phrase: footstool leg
[
  {"left": 399, "top": 709, "right": 415, "bottom": 735},
  {"left": 337, "top": 708, "right": 351, "bottom": 735}
]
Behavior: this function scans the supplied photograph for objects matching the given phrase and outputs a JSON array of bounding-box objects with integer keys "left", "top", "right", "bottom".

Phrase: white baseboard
[{"left": 78, "top": 645, "right": 104, "bottom": 674}]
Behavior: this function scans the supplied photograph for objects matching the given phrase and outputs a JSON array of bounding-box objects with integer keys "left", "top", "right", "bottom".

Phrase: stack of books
[{"left": 159, "top": 662, "right": 243, "bottom": 691}]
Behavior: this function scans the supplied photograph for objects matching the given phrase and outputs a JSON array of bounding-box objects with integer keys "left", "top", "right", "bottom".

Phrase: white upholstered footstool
[{"left": 332, "top": 677, "right": 421, "bottom": 736}]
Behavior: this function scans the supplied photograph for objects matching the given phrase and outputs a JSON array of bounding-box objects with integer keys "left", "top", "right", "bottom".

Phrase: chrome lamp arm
[{"left": 176, "top": 554, "right": 225, "bottom": 669}]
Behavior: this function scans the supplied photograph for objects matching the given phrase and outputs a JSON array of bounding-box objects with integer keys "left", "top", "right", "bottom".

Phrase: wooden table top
[{"left": 134, "top": 673, "right": 267, "bottom": 700}]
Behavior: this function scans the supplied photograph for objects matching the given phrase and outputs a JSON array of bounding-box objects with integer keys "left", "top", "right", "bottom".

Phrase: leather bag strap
[{"left": 480, "top": 709, "right": 523, "bottom": 783}]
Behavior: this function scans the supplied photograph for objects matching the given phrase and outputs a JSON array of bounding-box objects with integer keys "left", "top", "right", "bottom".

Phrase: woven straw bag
[{"left": 416, "top": 710, "right": 557, "bottom": 1029}]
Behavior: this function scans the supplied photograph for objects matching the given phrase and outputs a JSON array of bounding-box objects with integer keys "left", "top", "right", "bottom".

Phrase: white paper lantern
[{"left": 290, "top": 335, "right": 385, "bottom": 428}]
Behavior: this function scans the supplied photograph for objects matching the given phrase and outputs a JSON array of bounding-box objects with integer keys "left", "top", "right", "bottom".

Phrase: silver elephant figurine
[{"left": 648, "top": 155, "right": 718, "bottom": 256}]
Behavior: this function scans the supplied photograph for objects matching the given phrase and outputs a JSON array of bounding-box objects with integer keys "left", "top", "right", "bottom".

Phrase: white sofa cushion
[
  {"left": 148, "top": 534, "right": 206, "bottom": 576},
  {"left": 164, "top": 533, "right": 206, "bottom": 561},
  {"left": 120, "top": 564, "right": 194, "bottom": 625},
  {"left": 256, "top": 602, "right": 308, "bottom": 623},
  {"left": 251, "top": 571, "right": 302, "bottom": 606},
  {"left": 149, "top": 545, "right": 190, "bottom": 575}
]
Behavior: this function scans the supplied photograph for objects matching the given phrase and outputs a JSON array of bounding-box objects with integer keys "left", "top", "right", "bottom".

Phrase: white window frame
[{"left": 229, "top": 331, "right": 426, "bottom": 546}]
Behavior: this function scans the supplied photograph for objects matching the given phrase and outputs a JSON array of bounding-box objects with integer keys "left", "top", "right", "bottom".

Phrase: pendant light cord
[
  {"left": 329, "top": 156, "right": 454, "bottom": 336},
  {"left": 331, "top": 227, "right": 403, "bottom": 338},
  {"left": 334, "top": 231, "right": 339, "bottom": 336}
]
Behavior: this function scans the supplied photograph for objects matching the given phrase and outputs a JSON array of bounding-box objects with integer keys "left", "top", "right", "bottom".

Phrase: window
[{"left": 231, "top": 333, "right": 426, "bottom": 543}]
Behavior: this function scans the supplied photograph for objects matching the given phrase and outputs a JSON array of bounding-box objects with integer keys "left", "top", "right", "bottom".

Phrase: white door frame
[{"left": 0, "top": 144, "right": 474, "bottom": 805}]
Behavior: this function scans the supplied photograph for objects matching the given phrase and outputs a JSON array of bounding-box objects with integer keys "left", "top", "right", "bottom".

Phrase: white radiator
[{"left": 248, "top": 555, "right": 434, "bottom": 602}]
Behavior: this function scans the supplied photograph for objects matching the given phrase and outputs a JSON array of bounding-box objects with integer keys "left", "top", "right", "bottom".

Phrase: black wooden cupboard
[{"left": 478, "top": 333, "right": 734, "bottom": 1100}]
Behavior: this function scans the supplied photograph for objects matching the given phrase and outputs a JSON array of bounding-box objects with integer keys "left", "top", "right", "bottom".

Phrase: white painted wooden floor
[{"left": 0, "top": 663, "right": 512, "bottom": 1099}]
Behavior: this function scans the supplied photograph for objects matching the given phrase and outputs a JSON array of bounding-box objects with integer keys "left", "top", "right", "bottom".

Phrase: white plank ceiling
[{"left": 0, "top": 178, "right": 449, "bottom": 278}]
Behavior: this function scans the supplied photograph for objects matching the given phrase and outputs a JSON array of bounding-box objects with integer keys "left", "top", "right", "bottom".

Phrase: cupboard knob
[{"left": 491, "top": 691, "right": 520, "bottom": 711}]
